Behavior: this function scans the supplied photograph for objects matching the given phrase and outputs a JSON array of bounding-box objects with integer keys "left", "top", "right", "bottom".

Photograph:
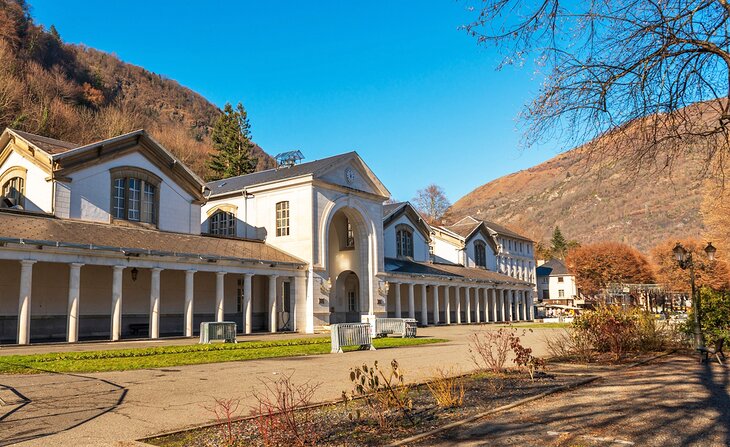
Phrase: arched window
[
  {"left": 209, "top": 210, "right": 236, "bottom": 236},
  {"left": 474, "top": 241, "right": 487, "bottom": 268},
  {"left": 396, "top": 225, "right": 414, "bottom": 258},
  {"left": 2, "top": 176, "right": 24, "bottom": 208},
  {"left": 110, "top": 167, "right": 160, "bottom": 225}
]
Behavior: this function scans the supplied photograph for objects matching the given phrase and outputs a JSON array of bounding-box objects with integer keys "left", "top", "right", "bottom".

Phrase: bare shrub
[
  {"left": 510, "top": 335, "right": 545, "bottom": 381},
  {"left": 468, "top": 327, "right": 518, "bottom": 373},
  {"left": 343, "top": 359, "right": 414, "bottom": 428},
  {"left": 426, "top": 367, "right": 464, "bottom": 408},
  {"left": 203, "top": 397, "right": 241, "bottom": 447},
  {"left": 545, "top": 329, "right": 595, "bottom": 363},
  {"left": 250, "top": 374, "right": 321, "bottom": 447}
]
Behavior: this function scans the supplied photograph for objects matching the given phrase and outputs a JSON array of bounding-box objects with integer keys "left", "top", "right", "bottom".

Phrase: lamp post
[{"left": 672, "top": 242, "right": 716, "bottom": 349}]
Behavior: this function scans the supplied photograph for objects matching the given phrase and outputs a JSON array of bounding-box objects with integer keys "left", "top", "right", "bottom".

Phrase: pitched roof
[
  {"left": 206, "top": 152, "right": 356, "bottom": 196},
  {"left": 481, "top": 220, "right": 532, "bottom": 241},
  {"left": 383, "top": 202, "right": 406, "bottom": 217},
  {"left": 384, "top": 257, "right": 531, "bottom": 285},
  {"left": 9, "top": 129, "right": 80, "bottom": 155},
  {"left": 443, "top": 220, "right": 481, "bottom": 239},
  {"left": 0, "top": 211, "right": 304, "bottom": 266},
  {"left": 442, "top": 216, "right": 532, "bottom": 242},
  {"left": 536, "top": 258, "right": 570, "bottom": 276}
]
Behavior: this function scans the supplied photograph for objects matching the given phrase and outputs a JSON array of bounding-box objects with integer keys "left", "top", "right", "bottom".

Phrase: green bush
[{"left": 682, "top": 288, "right": 730, "bottom": 345}]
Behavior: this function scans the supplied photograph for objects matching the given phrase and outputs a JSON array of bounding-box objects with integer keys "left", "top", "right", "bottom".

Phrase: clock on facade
[{"left": 345, "top": 167, "right": 355, "bottom": 184}]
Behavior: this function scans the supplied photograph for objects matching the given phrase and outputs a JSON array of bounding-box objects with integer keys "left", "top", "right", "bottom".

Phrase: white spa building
[{"left": 0, "top": 128, "right": 535, "bottom": 345}]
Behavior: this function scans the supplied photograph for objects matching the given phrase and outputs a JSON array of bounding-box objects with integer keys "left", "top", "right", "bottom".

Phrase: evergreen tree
[
  {"left": 550, "top": 226, "right": 568, "bottom": 259},
  {"left": 207, "top": 102, "right": 258, "bottom": 181}
]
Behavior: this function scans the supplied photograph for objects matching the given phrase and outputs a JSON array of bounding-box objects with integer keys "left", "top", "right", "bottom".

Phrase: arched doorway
[
  {"left": 331, "top": 270, "right": 359, "bottom": 323},
  {"left": 326, "top": 207, "right": 369, "bottom": 323}
]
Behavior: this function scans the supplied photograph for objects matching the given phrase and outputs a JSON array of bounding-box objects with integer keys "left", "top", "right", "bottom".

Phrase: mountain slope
[
  {"left": 445, "top": 143, "right": 706, "bottom": 252},
  {"left": 0, "top": 0, "right": 274, "bottom": 178}
]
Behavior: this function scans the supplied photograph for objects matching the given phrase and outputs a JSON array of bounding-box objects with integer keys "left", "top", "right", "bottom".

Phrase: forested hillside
[{"left": 0, "top": 0, "right": 274, "bottom": 178}]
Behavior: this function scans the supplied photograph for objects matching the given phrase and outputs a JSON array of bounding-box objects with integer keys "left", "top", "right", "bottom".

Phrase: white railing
[
  {"left": 330, "top": 323, "right": 375, "bottom": 353},
  {"left": 374, "top": 318, "right": 418, "bottom": 338},
  {"left": 199, "top": 322, "right": 237, "bottom": 344}
]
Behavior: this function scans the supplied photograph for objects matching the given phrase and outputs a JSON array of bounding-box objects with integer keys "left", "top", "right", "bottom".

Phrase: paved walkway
[
  {"left": 0, "top": 324, "right": 557, "bottom": 447},
  {"left": 422, "top": 354, "right": 730, "bottom": 447}
]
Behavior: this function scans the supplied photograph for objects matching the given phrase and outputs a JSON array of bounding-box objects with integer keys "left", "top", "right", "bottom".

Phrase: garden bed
[{"left": 144, "top": 370, "right": 585, "bottom": 447}]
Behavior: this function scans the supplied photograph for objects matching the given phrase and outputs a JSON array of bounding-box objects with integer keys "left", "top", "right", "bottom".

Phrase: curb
[{"left": 385, "top": 375, "right": 600, "bottom": 447}]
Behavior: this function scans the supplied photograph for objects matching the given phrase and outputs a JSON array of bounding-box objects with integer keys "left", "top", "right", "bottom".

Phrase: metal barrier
[
  {"left": 330, "top": 323, "right": 375, "bottom": 353},
  {"left": 199, "top": 321, "right": 237, "bottom": 344},
  {"left": 374, "top": 318, "right": 418, "bottom": 338}
]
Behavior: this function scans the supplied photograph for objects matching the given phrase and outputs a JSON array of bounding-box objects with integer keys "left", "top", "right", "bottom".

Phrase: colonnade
[
  {"left": 388, "top": 280, "right": 534, "bottom": 326},
  {"left": 12, "top": 260, "right": 303, "bottom": 345}
]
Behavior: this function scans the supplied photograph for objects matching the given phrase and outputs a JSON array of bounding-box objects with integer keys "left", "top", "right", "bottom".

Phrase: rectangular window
[
  {"left": 142, "top": 183, "right": 156, "bottom": 223},
  {"left": 348, "top": 291, "right": 357, "bottom": 312},
  {"left": 127, "top": 178, "right": 141, "bottom": 221},
  {"left": 558, "top": 289, "right": 565, "bottom": 298},
  {"left": 346, "top": 220, "right": 354, "bottom": 247},
  {"left": 113, "top": 178, "right": 125, "bottom": 219},
  {"left": 276, "top": 201, "right": 290, "bottom": 236},
  {"left": 542, "top": 290, "right": 550, "bottom": 300},
  {"left": 283, "top": 281, "right": 291, "bottom": 312},
  {"left": 558, "top": 276, "right": 564, "bottom": 283},
  {"left": 237, "top": 278, "right": 244, "bottom": 313}
]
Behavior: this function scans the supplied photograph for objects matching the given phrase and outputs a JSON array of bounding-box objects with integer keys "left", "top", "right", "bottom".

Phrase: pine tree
[
  {"left": 207, "top": 102, "right": 258, "bottom": 181},
  {"left": 550, "top": 226, "right": 568, "bottom": 259}
]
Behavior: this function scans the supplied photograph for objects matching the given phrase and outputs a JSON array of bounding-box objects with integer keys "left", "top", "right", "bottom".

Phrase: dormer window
[
  {"left": 474, "top": 241, "right": 487, "bottom": 268},
  {"left": 110, "top": 167, "right": 160, "bottom": 226},
  {"left": 210, "top": 210, "right": 236, "bottom": 236},
  {"left": 2, "top": 176, "right": 24, "bottom": 208},
  {"left": 396, "top": 224, "right": 414, "bottom": 258}
]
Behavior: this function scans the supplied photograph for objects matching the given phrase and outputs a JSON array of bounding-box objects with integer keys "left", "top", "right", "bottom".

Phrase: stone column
[
  {"left": 67, "top": 263, "right": 83, "bottom": 343},
  {"left": 474, "top": 287, "right": 482, "bottom": 323},
  {"left": 17, "top": 260, "right": 36, "bottom": 345},
  {"left": 420, "top": 284, "right": 428, "bottom": 326},
  {"left": 456, "top": 287, "right": 462, "bottom": 324},
  {"left": 294, "top": 275, "right": 306, "bottom": 332},
  {"left": 520, "top": 290, "right": 527, "bottom": 320},
  {"left": 149, "top": 268, "right": 162, "bottom": 339},
  {"left": 407, "top": 283, "right": 415, "bottom": 319},
  {"left": 269, "top": 274, "right": 279, "bottom": 333},
  {"left": 506, "top": 289, "right": 514, "bottom": 321},
  {"left": 433, "top": 285, "right": 440, "bottom": 325},
  {"left": 215, "top": 272, "right": 226, "bottom": 322},
  {"left": 489, "top": 289, "right": 496, "bottom": 322},
  {"left": 465, "top": 287, "right": 472, "bottom": 323},
  {"left": 243, "top": 273, "right": 253, "bottom": 334},
  {"left": 444, "top": 285, "right": 451, "bottom": 324},
  {"left": 393, "top": 282, "right": 401, "bottom": 318},
  {"left": 184, "top": 270, "right": 195, "bottom": 337},
  {"left": 111, "top": 265, "right": 124, "bottom": 341},
  {"left": 527, "top": 290, "right": 534, "bottom": 320}
]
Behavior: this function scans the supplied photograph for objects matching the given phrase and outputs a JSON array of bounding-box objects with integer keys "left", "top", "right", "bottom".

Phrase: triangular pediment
[{"left": 316, "top": 152, "right": 390, "bottom": 198}]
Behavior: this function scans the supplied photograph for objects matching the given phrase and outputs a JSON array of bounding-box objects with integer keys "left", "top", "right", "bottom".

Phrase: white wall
[
  {"left": 549, "top": 274, "right": 577, "bottom": 300},
  {"left": 432, "top": 235, "right": 462, "bottom": 265},
  {"left": 464, "top": 233, "right": 497, "bottom": 270},
  {"left": 68, "top": 152, "right": 200, "bottom": 234}
]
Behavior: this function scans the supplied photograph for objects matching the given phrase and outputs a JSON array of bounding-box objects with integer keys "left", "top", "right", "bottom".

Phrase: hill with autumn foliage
[
  {"left": 0, "top": 0, "right": 274, "bottom": 178},
  {"left": 445, "top": 134, "right": 707, "bottom": 253}
]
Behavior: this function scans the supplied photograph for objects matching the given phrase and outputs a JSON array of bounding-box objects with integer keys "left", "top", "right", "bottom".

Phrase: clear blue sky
[{"left": 30, "top": 0, "right": 560, "bottom": 203}]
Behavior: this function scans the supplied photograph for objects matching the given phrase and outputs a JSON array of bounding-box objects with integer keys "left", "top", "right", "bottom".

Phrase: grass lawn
[{"left": 0, "top": 336, "right": 446, "bottom": 375}]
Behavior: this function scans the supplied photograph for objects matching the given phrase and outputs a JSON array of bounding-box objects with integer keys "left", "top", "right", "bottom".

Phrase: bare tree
[
  {"left": 413, "top": 184, "right": 451, "bottom": 224},
  {"left": 463, "top": 0, "right": 730, "bottom": 177}
]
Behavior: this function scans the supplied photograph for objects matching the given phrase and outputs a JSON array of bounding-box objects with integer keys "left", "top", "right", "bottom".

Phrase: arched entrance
[
  {"left": 326, "top": 207, "right": 370, "bottom": 323},
  {"left": 331, "top": 270, "right": 359, "bottom": 323}
]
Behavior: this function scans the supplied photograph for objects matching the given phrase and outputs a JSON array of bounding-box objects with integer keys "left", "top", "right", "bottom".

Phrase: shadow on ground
[
  {"left": 0, "top": 370, "right": 126, "bottom": 446},
  {"left": 421, "top": 355, "right": 729, "bottom": 447}
]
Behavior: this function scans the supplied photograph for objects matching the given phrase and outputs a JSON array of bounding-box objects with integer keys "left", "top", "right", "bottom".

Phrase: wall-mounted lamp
[{"left": 131, "top": 267, "right": 139, "bottom": 282}]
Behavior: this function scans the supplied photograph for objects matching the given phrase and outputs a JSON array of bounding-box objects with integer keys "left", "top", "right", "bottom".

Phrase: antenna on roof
[{"left": 274, "top": 150, "right": 304, "bottom": 169}]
